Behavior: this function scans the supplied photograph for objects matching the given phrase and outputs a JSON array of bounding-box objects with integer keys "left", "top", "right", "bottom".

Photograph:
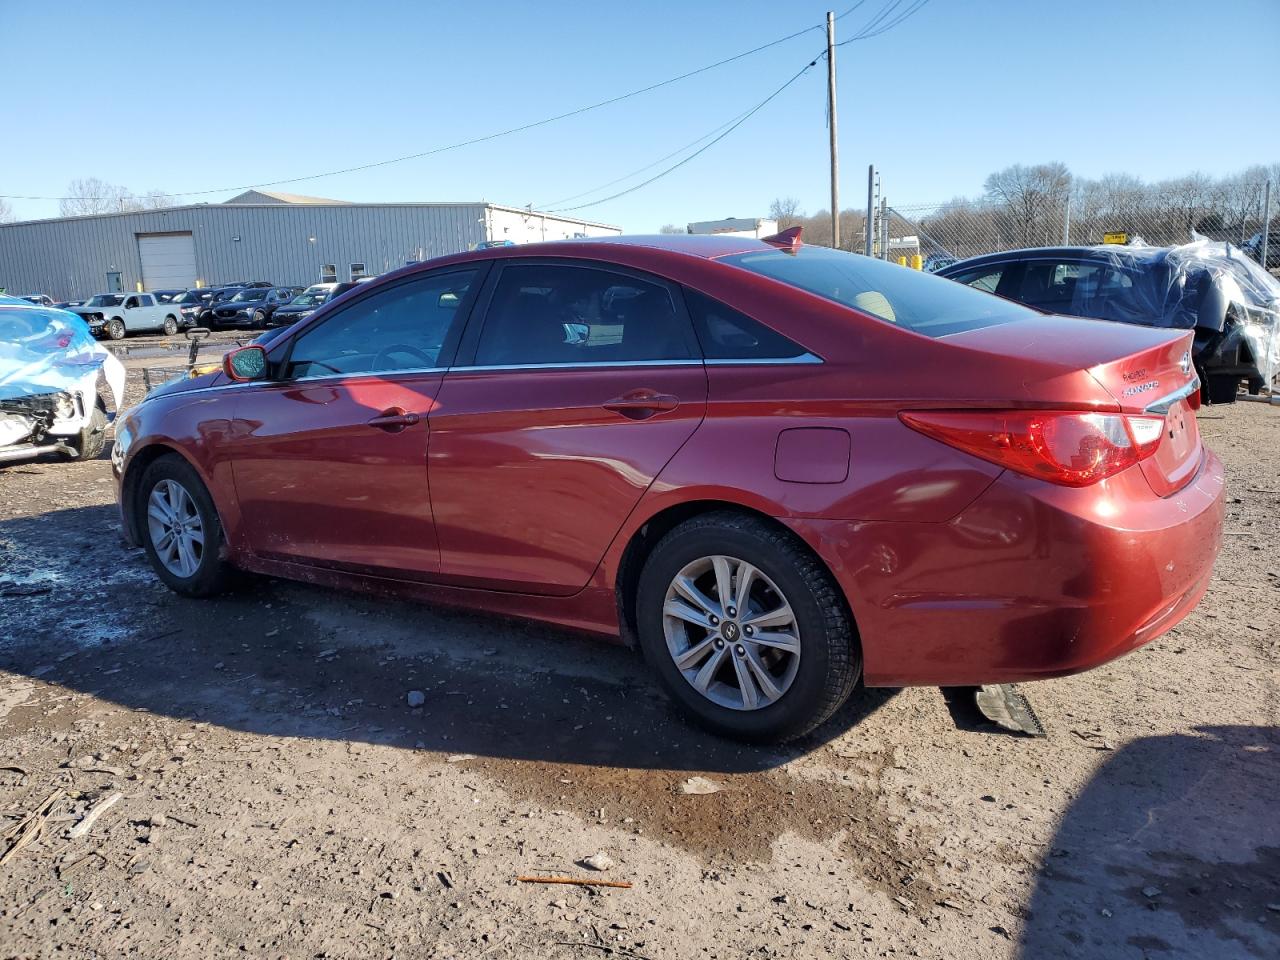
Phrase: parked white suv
[{"left": 69, "top": 292, "right": 182, "bottom": 340}]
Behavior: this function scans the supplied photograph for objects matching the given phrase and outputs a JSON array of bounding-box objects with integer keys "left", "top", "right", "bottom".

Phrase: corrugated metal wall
[{"left": 0, "top": 203, "right": 618, "bottom": 300}]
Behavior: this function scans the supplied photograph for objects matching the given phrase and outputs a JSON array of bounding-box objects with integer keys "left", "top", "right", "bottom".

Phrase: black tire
[
  {"left": 163, "top": 315, "right": 178, "bottom": 336},
  {"left": 137, "top": 455, "right": 236, "bottom": 597},
  {"left": 636, "top": 511, "right": 860, "bottom": 743},
  {"left": 252, "top": 309, "right": 266, "bottom": 327},
  {"left": 69, "top": 401, "right": 107, "bottom": 461},
  {"left": 107, "top": 318, "right": 126, "bottom": 341}
]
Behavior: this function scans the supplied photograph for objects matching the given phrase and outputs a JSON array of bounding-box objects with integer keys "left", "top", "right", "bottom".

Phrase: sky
[{"left": 2, "top": 0, "right": 1278, "bottom": 230}]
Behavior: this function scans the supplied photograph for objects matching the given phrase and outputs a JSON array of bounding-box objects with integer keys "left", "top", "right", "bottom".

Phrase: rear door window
[
  {"left": 472, "top": 263, "right": 696, "bottom": 366},
  {"left": 683, "top": 288, "right": 810, "bottom": 360}
]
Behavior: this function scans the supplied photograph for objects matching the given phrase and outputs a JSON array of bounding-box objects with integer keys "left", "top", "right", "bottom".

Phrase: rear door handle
[
  {"left": 603, "top": 390, "right": 679, "bottom": 420},
  {"left": 367, "top": 406, "right": 421, "bottom": 432}
]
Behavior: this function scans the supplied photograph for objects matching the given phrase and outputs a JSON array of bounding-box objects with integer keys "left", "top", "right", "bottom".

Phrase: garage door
[{"left": 137, "top": 233, "right": 196, "bottom": 291}]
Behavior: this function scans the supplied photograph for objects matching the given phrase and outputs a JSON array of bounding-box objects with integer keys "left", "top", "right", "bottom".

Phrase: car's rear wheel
[
  {"left": 636, "top": 512, "right": 859, "bottom": 743},
  {"left": 107, "top": 318, "right": 126, "bottom": 340},
  {"left": 162, "top": 315, "right": 178, "bottom": 336},
  {"left": 138, "top": 455, "right": 235, "bottom": 597}
]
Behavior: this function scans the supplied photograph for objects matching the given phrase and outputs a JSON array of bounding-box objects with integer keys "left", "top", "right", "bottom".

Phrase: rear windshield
[{"left": 722, "top": 245, "right": 1036, "bottom": 338}]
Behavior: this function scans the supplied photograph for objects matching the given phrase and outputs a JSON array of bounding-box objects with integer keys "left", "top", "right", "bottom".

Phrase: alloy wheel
[
  {"left": 661, "top": 554, "right": 801, "bottom": 711},
  {"left": 146, "top": 479, "right": 205, "bottom": 578}
]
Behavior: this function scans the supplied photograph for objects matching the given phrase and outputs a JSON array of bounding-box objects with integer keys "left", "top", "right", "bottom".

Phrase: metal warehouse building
[{"left": 0, "top": 191, "right": 620, "bottom": 301}]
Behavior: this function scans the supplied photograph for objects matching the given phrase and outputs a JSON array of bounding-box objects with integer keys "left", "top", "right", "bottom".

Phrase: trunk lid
[
  {"left": 1079, "top": 324, "right": 1201, "bottom": 498},
  {"left": 947, "top": 314, "right": 1202, "bottom": 496}
]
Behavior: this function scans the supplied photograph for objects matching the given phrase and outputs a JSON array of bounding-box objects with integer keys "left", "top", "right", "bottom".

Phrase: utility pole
[
  {"left": 1262, "top": 179, "right": 1272, "bottom": 270},
  {"left": 880, "top": 197, "right": 889, "bottom": 260},
  {"left": 826, "top": 11, "right": 840, "bottom": 249},
  {"left": 865, "top": 165, "right": 874, "bottom": 256}
]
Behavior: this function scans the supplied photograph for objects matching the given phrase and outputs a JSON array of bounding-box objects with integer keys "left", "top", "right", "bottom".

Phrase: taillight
[{"left": 900, "top": 410, "right": 1167, "bottom": 487}]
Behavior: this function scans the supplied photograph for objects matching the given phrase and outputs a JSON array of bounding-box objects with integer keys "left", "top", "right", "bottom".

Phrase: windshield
[
  {"left": 723, "top": 246, "right": 1036, "bottom": 338},
  {"left": 289, "top": 287, "right": 333, "bottom": 307},
  {"left": 230, "top": 289, "right": 266, "bottom": 303},
  {"left": 85, "top": 294, "right": 124, "bottom": 307},
  {"left": 175, "top": 290, "right": 209, "bottom": 304}
]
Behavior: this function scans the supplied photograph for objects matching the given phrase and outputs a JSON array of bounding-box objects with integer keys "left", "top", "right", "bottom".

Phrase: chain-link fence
[{"left": 886, "top": 188, "right": 1275, "bottom": 270}]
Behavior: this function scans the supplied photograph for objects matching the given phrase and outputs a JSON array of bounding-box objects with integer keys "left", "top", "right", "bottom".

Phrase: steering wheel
[{"left": 371, "top": 343, "right": 434, "bottom": 369}]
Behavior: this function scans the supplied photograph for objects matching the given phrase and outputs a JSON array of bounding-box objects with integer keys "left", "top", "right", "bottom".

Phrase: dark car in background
[
  {"left": 169, "top": 288, "right": 220, "bottom": 328},
  {"left": 208, "top": 286, "right": 301, "bottom": 329},
  {"left": 151, "top": 289, "right": 184, "bottom": 304},
  {"left": 193, "top": 286, "right": 248, "bottom": 324},
  {"left": 262, "top": 282, "right": 358, "bottom": 329},
  {"left": 938, "top": 242, "right": 1280, "bottom": 404},
  {"left": 19, "top": 294, "right": 55, "bottom": 307}
]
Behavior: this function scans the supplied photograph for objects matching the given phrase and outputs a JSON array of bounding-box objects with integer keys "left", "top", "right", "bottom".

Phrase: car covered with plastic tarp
[
  {"left": 938, "top": 237, "right": 1280, "bottom": 404},
  {"left": 0, "top": 295, "right": 125, "bottom": 465}
]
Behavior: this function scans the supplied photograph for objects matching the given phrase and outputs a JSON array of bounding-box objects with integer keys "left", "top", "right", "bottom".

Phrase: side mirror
[{"left": 223, "top": 345, "right": 268, "bottom": 382}]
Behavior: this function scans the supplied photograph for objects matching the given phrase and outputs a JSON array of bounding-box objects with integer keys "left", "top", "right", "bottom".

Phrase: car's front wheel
[
  {"left": 252, "top": 309, "right": 266, "bottom": 327},
  {"left": 636, "top": 512, "right": 860, "bottom": 743},
  {"left": 69, "top": 401, "right": 107, "bottom": 461},
  {"left": 107, "top": 318, "right": 126, "bottom": 340},
  {"left": 138, "top": 455, "right": 236, "bottom": 597}
]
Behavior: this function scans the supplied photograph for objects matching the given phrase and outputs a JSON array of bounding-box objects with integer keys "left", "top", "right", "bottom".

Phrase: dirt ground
[{"left": 0, "top": 346, "right": 1276, "bottom": 959}]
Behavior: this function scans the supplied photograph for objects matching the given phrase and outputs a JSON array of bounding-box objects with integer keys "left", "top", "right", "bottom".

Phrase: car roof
[{"left": 942, "top": 244, "right": 1170, "bottom": 272}]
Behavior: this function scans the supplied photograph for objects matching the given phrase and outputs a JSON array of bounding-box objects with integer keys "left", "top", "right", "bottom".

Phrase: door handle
[
  {"left": 367, "top": 406, "right": 421, "bottom": 432},
  {"left": 603, "top": 390, "right": 680, "bottom": 420}
]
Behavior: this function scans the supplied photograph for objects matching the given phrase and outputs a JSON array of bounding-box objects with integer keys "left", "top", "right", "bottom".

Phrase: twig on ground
[
  {"left": 1, "top": 790, "right": 63, "bottom": 865},
  {"left": 68, "top": 792, "right": 122, "bottom": 840},
  {"left": 519, "top": 875, "right": 632, "bottom": 889}
]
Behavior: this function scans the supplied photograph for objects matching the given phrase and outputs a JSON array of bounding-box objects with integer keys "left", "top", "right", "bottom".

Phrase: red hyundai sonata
[{"left": 112, "top": 232, "right": 1224, "bottom": 742}]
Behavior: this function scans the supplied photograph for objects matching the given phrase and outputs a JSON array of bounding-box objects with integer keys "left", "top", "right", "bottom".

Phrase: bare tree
[
  {"left": 137, "top": 189, "right": 180, "bottom": 210},
  {"left": 59, "top": 178, "right": 132, "bottom": 216},
  {"left": 768, "top": 197, "right": 804, "bottom": 229},
  {"left": 58, "top": 178, "right": 179, "bottom": 216},
  {"left": 983, "top": 162, "right": 1072, "bottom": 247},
  {"left": 659, "top": 223, "right": 686, "bottom": 234}
]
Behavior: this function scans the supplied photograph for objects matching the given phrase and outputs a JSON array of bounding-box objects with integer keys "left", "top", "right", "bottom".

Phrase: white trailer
[{"left": 686, "top": 217, "right": 779, "bottom": 239}]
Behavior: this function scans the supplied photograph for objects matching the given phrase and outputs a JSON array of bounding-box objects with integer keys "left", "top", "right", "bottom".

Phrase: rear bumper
[{"left": 787, "top": 449, "right": 1225, "bottom": 687}]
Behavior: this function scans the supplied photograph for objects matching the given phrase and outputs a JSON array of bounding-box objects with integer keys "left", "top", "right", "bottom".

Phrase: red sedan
[{"left": 112, "top": 232, "right": 1224, "bottom": 742}]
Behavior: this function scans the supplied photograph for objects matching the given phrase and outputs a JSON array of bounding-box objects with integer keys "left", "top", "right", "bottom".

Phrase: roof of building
[
  {"left": 0, "top": 201, "right": 619, "bottom": 231},
  {"left": 224, "top": 190, "right": 350, "bottom": 205}
]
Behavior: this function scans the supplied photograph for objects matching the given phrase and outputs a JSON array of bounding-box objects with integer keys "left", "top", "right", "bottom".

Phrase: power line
[
  {"left": 837, "top": 0, "right": 931, "bottom": 44},
  {"left": 3, "top": 3, "right": 935, "bottom": 207},
  {"left": 536, "top": 108, "right": 757, "bottom": 209},
  {"left": 2, "top": 20, "right": 828, "bottom": 203},
  {"left": 539, "top": 1, "right": 933, "bottom": 214},
  {"left": 549, "top": 55, "right": 823, "bottom": 214}
]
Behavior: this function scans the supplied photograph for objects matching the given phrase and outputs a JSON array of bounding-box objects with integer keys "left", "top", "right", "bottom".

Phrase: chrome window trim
[
  {"left": 704, "top": 353, "right": 823, "bottom": 366},
  {"left": 451, "top": 359, "right": 703, "bottom": 373},
  {"left": 143, "top": 367, "right": 449, "bottom": 399},
  {"left": 1143, "top": 376, "right": 1201, "bottom": 415},
  {"left": 450, "top": 354, "right": 822, "bottom": 373},
  {"left": 289, "top": 366, "right": 448, "bottom": 383}
]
